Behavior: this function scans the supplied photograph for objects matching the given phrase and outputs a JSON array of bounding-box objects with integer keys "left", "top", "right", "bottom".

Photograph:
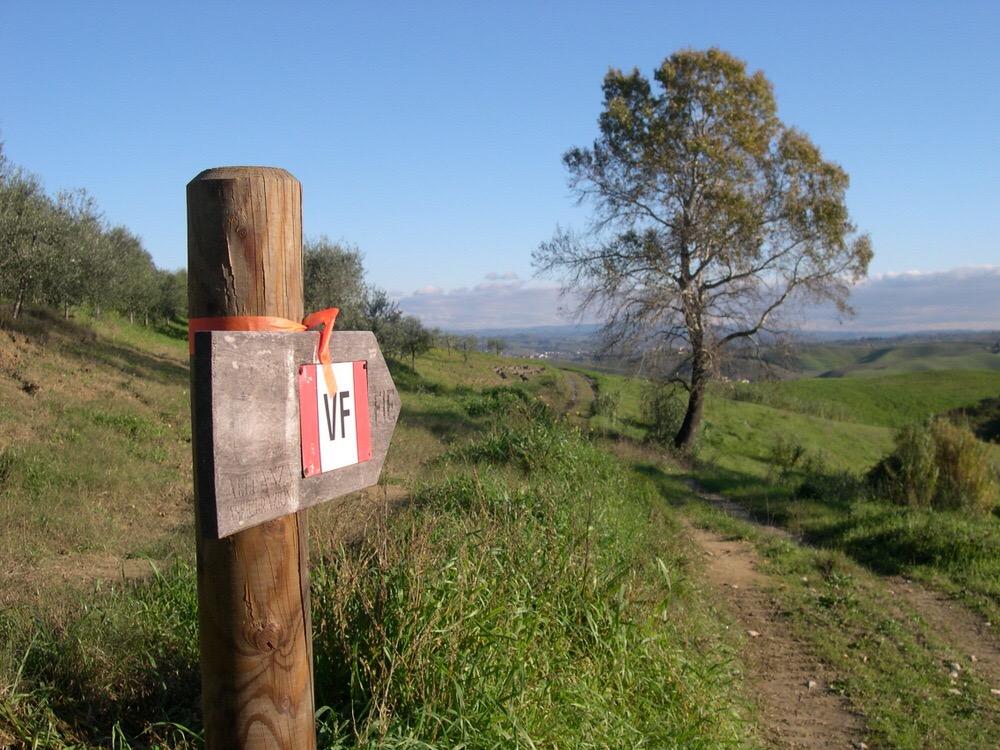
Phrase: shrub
[
  {"left": 642, "top": 383, "right": 686, "bottom": 446},
  {"left": 769, "top": 436, "right": 807, "bottom": 474},
  {"left": 868, "top": 423, "right": 939, "bottom": 508},
  {"left": 868, "top": 418, "right": 997, "bottom": 513},
  {"left": 931, "top": 418, "right": 998, "bottom": 513}
]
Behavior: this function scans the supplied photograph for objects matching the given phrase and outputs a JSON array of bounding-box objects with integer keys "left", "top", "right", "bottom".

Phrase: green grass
[
  {"left": 0, "top": 312, "right": 757, "bottom": 748},
  {"left": 0, "top": 310, "right": 192, "bottom": 580},
  {"left": 310, "top": 410, "right": 754, "bottom": 747},
  {"left": 692, "top": 400, "right": 1000, "bottom": 623},
  {"left": 739, "top": 524, "right": 1000, "bottom": 748},
  {"left": 1, "top": 391, "right": 756, "bottom": 748},
  {"left": 4, "top": 308, "right": 998, "bottom": 748},
  {"left": 576, "top": 365, "right": 1000, "bottom": 622}
]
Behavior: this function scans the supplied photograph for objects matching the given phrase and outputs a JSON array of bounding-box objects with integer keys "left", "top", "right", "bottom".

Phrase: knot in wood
[{"left": 246, "top": 619, "right": 283, "bottom": 652}]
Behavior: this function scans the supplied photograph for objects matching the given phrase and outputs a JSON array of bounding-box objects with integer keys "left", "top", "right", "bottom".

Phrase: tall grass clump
[
  {"left": 590, "top": 390, "right": 620, "bottom": 419},
  {"left": 462, "top": 385, "right": 551, "bottom": 422},
  {"left": 310, "top": 410, "right": 750, "bottom": 747},
  {"left": 869, "top": 417, "right": 997, "bottom": 513},
  {"left": 0, "top": 563, "right": 201, "bottom": 748}
]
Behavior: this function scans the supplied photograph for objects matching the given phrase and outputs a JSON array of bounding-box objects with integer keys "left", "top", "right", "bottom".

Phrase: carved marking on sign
[{"left": 373, "top": 389, "right": 398, "bottom": 424}]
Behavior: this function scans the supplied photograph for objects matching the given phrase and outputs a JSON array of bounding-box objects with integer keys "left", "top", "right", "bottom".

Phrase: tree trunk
[
  {"left": 673, "top": 381, "right": 705, "bottom": 450},
  {"left": 674, "top": 349, "right": 708, "bottom": 450},
  {"left": 129, "top": 310, "right": 135, "bottom": 325},
  {"left": 12, "top": 281, "right": 27, "bottom": 320},
  {"left": 64, "top": 302, "right": 70, "bottom": 320}
]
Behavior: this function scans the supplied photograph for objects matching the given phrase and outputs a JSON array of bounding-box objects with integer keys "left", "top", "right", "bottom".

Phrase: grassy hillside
[
  {"left": 778, "top": 338, "right": 1000, "bottom": 377},
  {"left": 4, "top": 309, "right": 999, "bottom": 748},
  {"left": 0, "top": 310, "right": 193, "bottom": 605},
  {"left": 728, "top": 369, "right": 1000, "bottom": 428},
  {"left": 0, "top": 311, "right": 756, "bottom": 748}
]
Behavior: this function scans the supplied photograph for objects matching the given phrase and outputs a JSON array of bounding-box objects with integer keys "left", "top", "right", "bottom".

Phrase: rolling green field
[{"left": 731, "top": 369, "right": 1000, "bottom": 428}]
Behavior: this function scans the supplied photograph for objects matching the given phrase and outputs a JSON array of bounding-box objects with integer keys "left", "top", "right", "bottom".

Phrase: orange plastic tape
[{"left": 188, "top": 308, "right": 340, "bottom": 393}]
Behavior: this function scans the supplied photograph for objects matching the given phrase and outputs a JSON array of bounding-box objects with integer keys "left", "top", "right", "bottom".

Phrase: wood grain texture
[
  {"left": 187, "top": 167, "right": 315, "bottom": 749},
  {"left": 193, "top": 330, "right": 399, "bottom": 538}
]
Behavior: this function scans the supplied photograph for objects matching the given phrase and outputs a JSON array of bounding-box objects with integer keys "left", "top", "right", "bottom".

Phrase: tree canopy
[
  {"left": 303, "top": 237, "right": 367, "bottom": 328},
  {"left": 535, "top": 49, "right": 872, "bottom": 448},
  {"left": 0, "top": 144, "right": 185, "bottom": 323}
]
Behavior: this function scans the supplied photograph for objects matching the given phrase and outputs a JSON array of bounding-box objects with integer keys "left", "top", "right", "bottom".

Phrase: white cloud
[
  {"left": 397, "top": 273, "right": 592, "bottom": 330},
  {"left": 413, "top": 285, "right": 443, "bottom": 295},
  {"left": 805, "top": 265, "right": 1000, "bottom": 331},
  {"left": 396, "top": 266, "right": 1000, "bottom": 333}
]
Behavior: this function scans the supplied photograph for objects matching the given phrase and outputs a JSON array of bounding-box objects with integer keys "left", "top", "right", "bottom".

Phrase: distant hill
[
  {"left": 770, "top": 335, "right": 1000, "bottom": 377},
  {"left": 456, "top": 325, "right": 1000, "bottom": 381}
]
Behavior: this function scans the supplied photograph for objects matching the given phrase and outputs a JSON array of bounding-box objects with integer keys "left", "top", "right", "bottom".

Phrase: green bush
[
  {"left": 868, "top": 418, "right": 997, "bottom": 513},
  {"left": 642, "top": 383, "right": 686, "bottom": 446},
  {"left": 769, "top": 436, "right": 807, "bottom": 474},
  {"left": 868, "top": 423, "right": 939, "bottom": 508},
  {"left": 931, "top": 418, "right": 998, "bottom": 512}
]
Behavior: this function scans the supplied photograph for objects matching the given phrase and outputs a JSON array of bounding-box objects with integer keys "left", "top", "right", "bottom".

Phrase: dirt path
[
  {"left": 688, "top": 522, "right": 867, "bottom": 749},
  {"left": 558, "top": 369, "right": 595, "bottom": 420},
  {"left": 687, "top": 479, "right": 1000, "bottom": 700}
]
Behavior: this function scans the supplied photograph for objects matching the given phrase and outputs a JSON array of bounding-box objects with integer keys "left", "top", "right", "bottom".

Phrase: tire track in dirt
[
  {"left": 688, "top": 479, "right": 1000, "bottom": 699},
  {"left": 687, "top": 521, "right": 867, "bottom": 749},
  {"left": 887, "top": 576, "right": 1000, "bottom": 692}
]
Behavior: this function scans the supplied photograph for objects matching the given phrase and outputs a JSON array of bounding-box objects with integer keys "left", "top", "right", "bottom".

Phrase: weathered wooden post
[
  {"left": 188, "top": 167, "right": 315, "bottom": 748},
  {"left": 187, "top": 166, "right": 400, "bottom": 748}
]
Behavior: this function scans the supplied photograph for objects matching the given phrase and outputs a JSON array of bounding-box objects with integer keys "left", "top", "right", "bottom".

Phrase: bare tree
[{"left": 535, "top": 49, "right": 872, "bottom": 448}]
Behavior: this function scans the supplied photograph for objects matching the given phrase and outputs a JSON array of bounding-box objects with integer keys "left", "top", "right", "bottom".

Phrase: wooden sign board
[{"left": 191, "top": 331, "right": 399, "bottom": 538}]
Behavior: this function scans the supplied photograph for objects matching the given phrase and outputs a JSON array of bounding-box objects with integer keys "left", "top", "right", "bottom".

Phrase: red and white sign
[{"left": 298, "top": 361, "right": 372, "bottom": 477}]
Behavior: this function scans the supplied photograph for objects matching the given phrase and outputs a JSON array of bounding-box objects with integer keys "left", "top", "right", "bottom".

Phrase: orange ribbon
[{"left": 188, "top": 308, "right": 340, "bottom": 394}]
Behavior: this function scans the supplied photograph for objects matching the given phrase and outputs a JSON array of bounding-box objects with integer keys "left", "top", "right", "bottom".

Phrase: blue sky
[{"left": 2, "top": 1, "right": 998, "bottom": 329}]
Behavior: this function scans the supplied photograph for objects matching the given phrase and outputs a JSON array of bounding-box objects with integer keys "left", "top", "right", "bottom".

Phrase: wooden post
[{"left": 187, "top": 167, "right": 315, "bottom": 749}]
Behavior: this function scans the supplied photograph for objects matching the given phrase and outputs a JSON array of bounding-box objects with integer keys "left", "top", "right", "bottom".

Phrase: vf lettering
[{"left": 323, "top": 390, "right": 352, "bottom": 440}]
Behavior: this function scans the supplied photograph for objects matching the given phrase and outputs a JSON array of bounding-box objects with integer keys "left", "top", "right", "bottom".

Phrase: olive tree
[
  {"left": 303, "top": 237, "right": 367, "bottom": 328},
  {"left": 535, "top": 49, "right": 872, "bottom": 449},
  {"left": 0, "top": 154, "right": 61, "bottom": 318},
  {"left": 398, "top": 315, "right": 433, "bottom": 367},
  {"left": 485, "top": 337, "right": 506, "bottom": 356}
]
